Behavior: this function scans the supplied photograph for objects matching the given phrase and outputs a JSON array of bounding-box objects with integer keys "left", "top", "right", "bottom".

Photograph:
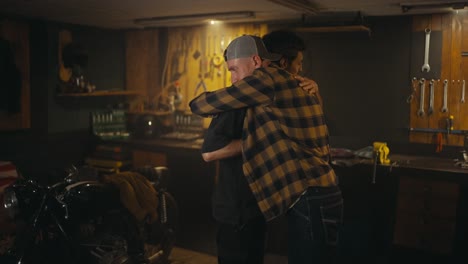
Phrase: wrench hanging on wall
[
  {"left": 421, "top": 28, "right": 431, "bottom": 72},
  {"left": 406, "top": 77, "right": 417, "bottom": 103},
  {"left": 441, "top": 79, "right": 448, "bottom": 113},
  {"left": 418, "top": 78, "right": 425, "bottom": 117},
  {"left": 428, "top": 79, "right": 435, "bottom": 115},
  {"left": 461, "top": 80, "right": 465, "bottom": 103}
]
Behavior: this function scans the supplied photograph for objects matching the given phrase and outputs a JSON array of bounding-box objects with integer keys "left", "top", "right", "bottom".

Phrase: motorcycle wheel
[
  {"left": 81, "top": 232, "right": 132, "bottom": 264},
  {"left": 82, "top": 191, "right": 178, "bottom": 264},
  {"left": 78, "top": 209, "right": 146, "bottom": 264},
  {"left": 143, "top": 191, "right": 178, "bottom": 264}
]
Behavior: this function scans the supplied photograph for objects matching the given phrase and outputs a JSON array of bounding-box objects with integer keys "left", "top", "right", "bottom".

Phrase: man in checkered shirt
[{"left": 190, "top": 35, "right": 343, "bottom": 264}]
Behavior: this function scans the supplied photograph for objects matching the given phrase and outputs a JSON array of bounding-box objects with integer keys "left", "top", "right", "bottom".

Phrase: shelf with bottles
[
  {"left": 91, "top": 109, "right": 130, "bottom": 140},
  {"left": 57, "top": 90, "right": 143, "bottom": 97},
  {"left": 126, "top": 110, "right": 173, "bottom": 116}
]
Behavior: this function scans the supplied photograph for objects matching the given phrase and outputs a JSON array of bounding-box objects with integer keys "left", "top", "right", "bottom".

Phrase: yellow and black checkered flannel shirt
[{"left": 190, "top": 65, "right": 338, "bottom": 221}]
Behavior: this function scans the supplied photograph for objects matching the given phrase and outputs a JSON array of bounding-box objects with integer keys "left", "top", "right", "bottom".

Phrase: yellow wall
[
  {"left": 157, "top": 23, "right": 268, "bottom": 128},
  {"left": 161, "top": 23, "right": 268, "bottom": 109}
]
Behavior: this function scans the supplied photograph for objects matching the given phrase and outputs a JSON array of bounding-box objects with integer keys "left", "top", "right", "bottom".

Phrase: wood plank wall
[
  {"left": 125, "top": 29, "right": 161, "bottom": 111},
  {"left": 410, "top": 13, "right": 467, "bottom": 147},
  {"left": 125, "top": 23, "right": 268, "bottom": 128},
  {"left": 164, "top": 24, "right": 268, "bottom": 129},
  {"left": 161, "top": 24, "right": 268, "bottom": 113}
]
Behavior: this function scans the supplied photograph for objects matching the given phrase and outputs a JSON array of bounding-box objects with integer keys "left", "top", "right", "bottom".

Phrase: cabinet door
[
  {"left": 393, "top": 176, "right": 459, "bottom": 254},
  {"left": 132, "top": 150, "right": 167, "bottom": 168}
]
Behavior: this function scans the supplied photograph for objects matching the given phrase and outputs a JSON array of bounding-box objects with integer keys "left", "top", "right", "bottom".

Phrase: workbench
[{"left": 104, "top": 138, "right": 468, "bottom": 261}]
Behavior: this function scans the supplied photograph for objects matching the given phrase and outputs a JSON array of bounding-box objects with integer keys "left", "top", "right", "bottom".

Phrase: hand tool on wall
[
  {"left": 417, "top": 78, "right": 425, "bottom": 116},
  {"left": 212, "top": 35, "right": 223, "bottom": 77},
  {"left": 410, "top": 115, "right": 457, "bottom": 152},
  {"left": 446, "top": 115, "right": 454, "bottom": 134},
  {"left": 445, "top": 115, "right": 454, "bottom": 145},
  {"left": 428, "top": 79, "right": 435, "bottom": 115},
  {"left": 441, "top": 79, "right": 448, "bottom": 112},
  {"left": 406, "top": 77, "right": 417, "bottom": 103},
  {"left": 193, "top": 34, "right": 208, "bottom": 97},
  {"left": 421, "top": 28, "right": 431, "bottom": 72},
  {"left": 461, "top": 80, "right": 465, "bottom": 103},
  {"left": 170, "top": 39, "right": 182, "bottom": 81},
  {"left": 194, "top": 59, "right": 207, "bottom": 96},
  {"left": 436, "top": 132, "right": 443, "bottom": 152},
  {"left": 205, "top": 35, "right": 214, "bottom": 79},
  {"left": 196, "top": 32, "right": 208, "bottom": 84}
]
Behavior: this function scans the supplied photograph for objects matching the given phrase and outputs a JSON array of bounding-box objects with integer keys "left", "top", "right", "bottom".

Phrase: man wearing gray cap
[{"left": 190, "top": 35, "right": 343, "bottom": 264}]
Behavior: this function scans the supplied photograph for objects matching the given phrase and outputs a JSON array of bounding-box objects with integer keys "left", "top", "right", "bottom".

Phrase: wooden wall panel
[
  {"left": 125, "top": 29, "right": 160, "bottom": 110},
  {"left": 409, "top": 77, "right": 431, "bottom": 144},
  {"left": 162, "top": 24, "right": 268, "bottom": 128},
  {"left": 462, "top": 16, "right": 468, "bottom": 51},
  {"left": 449, "top": 15, "right": 463, "bottom": 146},
  {"left": 124, "top": 24, "right": 267, "bottom": 128},
  {"left": 410, "top": 15, "right": 442, "bottom": 144},
  {"left": 410, "top": 13, "right": 468, "bottom": 147},
  {"left": 460, "top": 16, "right": 468, "bottom": 146},
  {"left": 439, "top": 14, "right": 454, "bottom": 144},
  {"left": 412, "top": 14, "right": 433, "bottom": 31},
  {"left": 162, "top": 24, "right": 268, "bottom": 112}
]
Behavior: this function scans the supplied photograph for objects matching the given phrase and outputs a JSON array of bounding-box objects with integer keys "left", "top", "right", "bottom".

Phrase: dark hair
[{"left": 262, "top": 30, "right": 305, "bottom": 66}]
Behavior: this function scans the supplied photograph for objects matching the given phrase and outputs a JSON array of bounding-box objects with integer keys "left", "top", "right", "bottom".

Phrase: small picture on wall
[
  {"left": 0, "top": 20, "right": 30, "bottom": 130},
  {"left": 0, "top": 38, "right": 22, "bottom": 115}
]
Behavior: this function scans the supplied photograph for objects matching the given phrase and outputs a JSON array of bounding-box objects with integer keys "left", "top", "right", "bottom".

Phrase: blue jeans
[
  {"left": 216, "top": 215, "right": 267, "bottom": 264},
  {"left": 287, "top": 186, "right": 343, "bottom": 264}
]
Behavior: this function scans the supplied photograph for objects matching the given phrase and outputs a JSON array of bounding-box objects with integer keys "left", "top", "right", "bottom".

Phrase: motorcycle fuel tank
[{"left": 63, "top": 181, "right": 123, "bottom": 218}]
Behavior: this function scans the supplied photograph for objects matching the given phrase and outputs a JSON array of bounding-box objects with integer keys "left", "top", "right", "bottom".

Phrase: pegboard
[{"left": 409, "top": 14, "right": 468, "bottom": 147}]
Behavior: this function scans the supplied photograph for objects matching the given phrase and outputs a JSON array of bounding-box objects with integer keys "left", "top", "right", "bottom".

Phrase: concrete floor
[{"left": 169, "top": 247, "right": 288, "bottom": 264}]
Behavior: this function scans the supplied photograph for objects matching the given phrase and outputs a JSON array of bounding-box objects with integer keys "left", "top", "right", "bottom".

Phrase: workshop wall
[
  {"left": 409, "top": 13, "right": 468, "bottom": 147},
  {"left": 272, "top": 15, "right": 467, "bottom": 151},
  {"left": 0, "top": 19, "right": 30, "bottom": 130},
  {"left": 48, "top": 23, "right": 126, "bottom": 134},
  {"left": 161, "top": 23, "right": 268, "bottom": 110},
  {"left": 0, "top": 19, "right": 126, "bottom": 178},
  {"left": 127, "top": 23, "right": 268, "bottom": 129},
  {"left": 290, "top": 16, "right": 413, "bottom": 149}
]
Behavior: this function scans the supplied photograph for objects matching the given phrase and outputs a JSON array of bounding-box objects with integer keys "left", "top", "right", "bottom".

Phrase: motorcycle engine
[
  {"left": 3, "top": 179, "right": 42, "bottom": 220},
  {"left": 2, "top": 187, "right": 18, "bottom": 219}
]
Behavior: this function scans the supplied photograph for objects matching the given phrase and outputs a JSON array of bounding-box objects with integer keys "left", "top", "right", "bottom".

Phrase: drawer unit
[
  {"left": 132, "top": 150, "right": 167, "bottom": 168},
  {"left": 393, "top": 177, "right": 459, "bottom": 254}
]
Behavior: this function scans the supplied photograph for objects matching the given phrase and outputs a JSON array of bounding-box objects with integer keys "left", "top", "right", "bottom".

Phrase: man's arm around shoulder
[{"left": 202, "top": 139, "right": 242, "bottom": 162}]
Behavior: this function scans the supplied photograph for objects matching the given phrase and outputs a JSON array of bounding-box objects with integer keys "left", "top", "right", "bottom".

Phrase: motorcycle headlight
[{"left": 3, "top": 187, "right": 18, "bottom": 219}]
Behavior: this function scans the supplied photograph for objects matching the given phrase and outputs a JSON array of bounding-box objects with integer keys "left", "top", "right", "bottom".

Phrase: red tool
[{"left": 436, "top": 132, "right": 443, "bottom": 153}]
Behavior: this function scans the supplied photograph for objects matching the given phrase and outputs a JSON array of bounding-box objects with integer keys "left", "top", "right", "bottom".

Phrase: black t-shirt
[{"left": 201, "top": 109, "right": 262, "bottom": 226}]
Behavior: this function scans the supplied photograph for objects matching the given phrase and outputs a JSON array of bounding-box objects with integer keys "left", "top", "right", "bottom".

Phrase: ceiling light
[
  {"left": 134, "top": 11, "right": 255, "bottom": 27},
  {"left": 452, "top": 2, "right": 467, "bottom": 9},
  {"left": 267, "top": 0, "right": 318, "bottom": 15},
  {"left": 401, "top": 1, "right": 468, "bottom": 13}
]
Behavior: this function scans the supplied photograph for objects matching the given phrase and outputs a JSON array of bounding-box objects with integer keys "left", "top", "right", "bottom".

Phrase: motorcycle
[{"left": 1, "top": 165, "right": 178, "bottom": 264}]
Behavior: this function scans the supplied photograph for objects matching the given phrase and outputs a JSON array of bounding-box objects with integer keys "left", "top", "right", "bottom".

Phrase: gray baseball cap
[{"left": 223, "top": 35, "right": 281, "bottom": 62}]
